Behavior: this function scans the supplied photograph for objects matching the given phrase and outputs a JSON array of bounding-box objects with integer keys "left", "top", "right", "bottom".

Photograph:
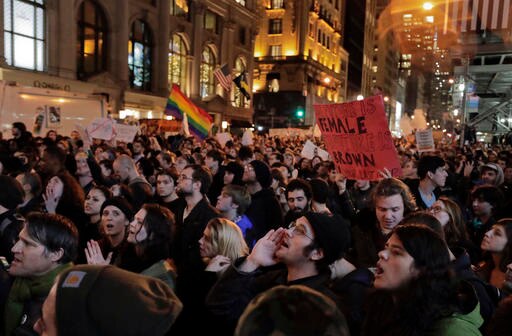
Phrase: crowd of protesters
[{"left": 1, "top": 120, "right": 512, "bottom": 335}]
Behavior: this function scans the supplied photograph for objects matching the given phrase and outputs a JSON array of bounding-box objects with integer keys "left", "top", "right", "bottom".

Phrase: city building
[
  {"left": 252, "top": 0, "right": 348, "bottom": 128},
  {"left": 0, "top": 0, "right": 258, "bottom": 132}
]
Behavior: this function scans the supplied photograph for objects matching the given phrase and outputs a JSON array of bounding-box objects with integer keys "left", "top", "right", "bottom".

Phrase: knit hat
[
  {"left": 249, "top": 160, "right": 272, "bottom": 188},
  {"left": 0, "top": 175, "right": 24, "bottom": 210},
  {"left": 225, "top": 161, "right": 244, "bottom": 186},
  {"left": 100, "top": 196, "right": 133, "bottom": 221},
  {"left": 303, "top": 212, "right": 350, "bottom": 265},
  {"left": 235, "top": 285, "right": 349, "bottom": 336},
  {"left": 481, "top": 163, "right": 504, "bottom": 186},
  {"left": 55, "top": 265, "right": 183, "bottom": 336}
]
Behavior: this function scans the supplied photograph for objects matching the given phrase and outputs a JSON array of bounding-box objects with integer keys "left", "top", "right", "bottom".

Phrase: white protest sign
[
  {"left": 415, "top": 128, "right": 435, "bottom": 152},
  {"left": 301, "top": 140, "right": 329, "bottom": 161},
  {"left": 87, "top": 118, "right": 115, "bottom": 140},
  {"left": 115, "top": 123, "right": 139, "bottom": 143},
  {"left": 242, "top": 129, "right": 253, "bottom": 146},
  {"left": 215, "top": 132, "right": 232, "bottom": 148}
]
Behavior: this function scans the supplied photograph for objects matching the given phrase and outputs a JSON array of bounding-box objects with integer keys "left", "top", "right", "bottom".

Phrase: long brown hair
[{"left": 438, "top": 196, "right": 470, "bottom": 246}]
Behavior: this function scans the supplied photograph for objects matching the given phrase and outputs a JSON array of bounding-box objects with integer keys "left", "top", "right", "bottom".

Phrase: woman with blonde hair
[{"left": 199, "top": 217, "right": 249, "bottom": 273}]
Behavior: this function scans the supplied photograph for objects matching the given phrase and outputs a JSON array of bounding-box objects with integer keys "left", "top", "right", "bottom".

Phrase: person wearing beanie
[
  {"left": 480, "top": 163, "right": 505, "bottom": 187},
  {"left": 243, "top": 160, "right": 284, "bottom": 245},
  {"left": 34, "top": 265, "right": 183, "bottom": 336},
  {"left": 224, "top": 161, "right": 244, "bottom": 186},
  {"left": 0, "top": 175, "right": 25, "bottom": 262},
  {"left": 84, "top": 196, "right": 137, "bottom": 270},
  {"left": 3, "top": 212, "right": 78, "bottom": 335},
  {"left": 206, "top": 211, "right": 349, "bottom": 334},
  {"left": 235, "top": 285, "right": 350, "bottom": 336}
]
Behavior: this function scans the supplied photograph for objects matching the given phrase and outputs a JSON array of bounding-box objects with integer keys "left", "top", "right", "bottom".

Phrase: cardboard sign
[
  {"left": 87, "top": 118, "right": 115, "bottom": 140},
  {"left": 241, "top": 129, "right": 253, "bottom": 146},
  {"left": 115, "top": 123, "right": 139, "bottom": 143},
  {"left": 215, "top": 132, "right": 232, "bottom": 148},
  {"left": 301, "top": 140, "right": 329, "bottom": 161},
  {"left": 314, "top": 96, "right": 402, "bottom": 181},
  {"left": 415, "top": 129, "right": 435, "bottom": 152}
]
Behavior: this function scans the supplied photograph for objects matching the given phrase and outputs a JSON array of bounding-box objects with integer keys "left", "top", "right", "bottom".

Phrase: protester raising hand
[
  {"left": 240, "top": 228, "right": 286, "bottom": 272},
  {"left": 85, "top": 240, "right": 112, "bottom": 265},
  {"left": 43, "top": 176, "right": 64, "bottom": 213}
]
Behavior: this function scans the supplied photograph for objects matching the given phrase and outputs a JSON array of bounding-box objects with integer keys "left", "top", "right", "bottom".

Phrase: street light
[
  {"left": 423, "top": 2, "right": 433, "bottom": 10},
  {"left": 356, "top": 94, "right": 364, "bottom": 101},
  {"left": 383, "top": 96, "right": 390, "bottom": 102}
]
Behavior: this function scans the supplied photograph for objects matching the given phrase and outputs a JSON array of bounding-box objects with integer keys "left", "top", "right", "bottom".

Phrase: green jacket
[
  {"left": 140, "top": 259, "right": 177, "bottom": 291},
  {"left": 428, "top": 302, "right": 483, "bottom": 336}
]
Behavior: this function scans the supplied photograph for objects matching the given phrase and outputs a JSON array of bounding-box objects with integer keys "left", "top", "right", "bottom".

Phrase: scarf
[{"left": 4, "top": 262, "right": 72, "bottom": 335}]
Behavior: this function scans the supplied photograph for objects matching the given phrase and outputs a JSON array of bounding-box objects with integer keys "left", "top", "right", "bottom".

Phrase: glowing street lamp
[{"left": 423, "top": 2, "right": 433, "bottom": 10}]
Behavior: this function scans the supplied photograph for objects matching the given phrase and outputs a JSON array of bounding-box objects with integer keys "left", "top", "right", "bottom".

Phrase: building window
[
  {"left": 269, "top": 45, "right": 281, "bottom": 57},
  {"left": 168, "top": 34, "right": 187, "bottom": 89},
  {"left": 76, "top": 0, "right": 107, "bottom": 80},
  {"left": 128, "top": 19, "right": 152, "bottom": 91},
  {"left": 239, "top": 26, "right": 246, "bottom": 45},
  {"left": 170, "top": 0, "right": 189, "bottom": 17},
  {"left": 200, "top": 46, "right": 215, "bottom": 98},
  {"left": 3, "top": 0, "right": 45, "bottom": 71},
  {"left": 309, "top": 23, "right": 314, "bottom": 38},
  {"left": 268, "top": 19, "right": 282, "bottom": 34},
  {"left": 270, "top": 0, "right": 284, "bottom": 9},
  {"left": 317, "top": 29, "right": 321, "bottom": 42},
  {"left": 235, "top": 0, "right": 246, "bottom": 6},
  {"left": 204, "top": 10, "right": 220, "bottom": 34},
  {"left": 233, "top": 56, "right": 248, "bottom": 108}
]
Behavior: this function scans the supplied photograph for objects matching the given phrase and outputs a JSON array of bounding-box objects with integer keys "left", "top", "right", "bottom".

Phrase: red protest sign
[{"left": 314, "top": 96, "right": 402, "bottom": 181}]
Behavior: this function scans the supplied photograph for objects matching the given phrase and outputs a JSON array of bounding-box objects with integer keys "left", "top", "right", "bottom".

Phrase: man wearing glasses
[
  {"left": 206, "top": 211, "right": 350, "bottom": 333},
  {"left": 172, "top": 164, "right": 219, "bottom": 334}
]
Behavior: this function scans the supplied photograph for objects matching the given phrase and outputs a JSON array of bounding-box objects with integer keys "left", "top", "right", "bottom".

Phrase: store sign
[{"left": 33, "top": 80, "right": 71, "bottom": 91}]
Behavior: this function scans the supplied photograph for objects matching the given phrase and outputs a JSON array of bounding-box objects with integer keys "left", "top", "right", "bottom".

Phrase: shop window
[{"left": 200, "top": 46, "right": 215, "bottom": 98}]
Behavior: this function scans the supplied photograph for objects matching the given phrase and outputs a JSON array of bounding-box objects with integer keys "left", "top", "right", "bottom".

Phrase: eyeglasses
[
  {"left": 178, "top": 175, "right": 193, "bottom": 181},
  {"left": 288, "top": 221, "right": 314, "bottom": 241}
]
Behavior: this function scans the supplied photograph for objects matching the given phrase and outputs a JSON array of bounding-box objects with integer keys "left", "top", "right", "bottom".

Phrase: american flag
[
  {"left": 214, "top": 64, "right": 232, "bottom": 91},
  {"left": 449, "top": 0, "right": 511, "bottom": 32}
]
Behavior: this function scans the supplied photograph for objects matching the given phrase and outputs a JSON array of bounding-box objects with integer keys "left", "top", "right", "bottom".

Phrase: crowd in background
[{"left": 1, "top": 121, "right": 512, "bottom": 335}]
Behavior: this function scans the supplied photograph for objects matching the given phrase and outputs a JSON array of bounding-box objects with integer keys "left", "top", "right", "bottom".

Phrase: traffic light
[{"left": 295, "top": 106, "right": 305, "bottom": 119}]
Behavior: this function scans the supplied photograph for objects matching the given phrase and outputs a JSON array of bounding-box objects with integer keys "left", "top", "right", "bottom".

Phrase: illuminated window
[
  {"left": 76, "top": 0, "right": 107, "bottom": 79},
  {"left": 270, "top": 0, "right": 284, "bottom": 9},
  {"left": 170, "top": 0, "right": 189, "bottom": 17},
  {"left": 4, "top": 0, "right": 45, "bottom": 71},
  {"left": 204, "top": 10, "right": 220, "bottom": 34},
  {"left": 235, "top": 0, "right": 246, "bottom": 6},
  {"left": 199, "top": 46, "right": 215, "bottom": 98},
  {"left": 233, "top": 56, "right": 248, "bottom": 108},
  {"left": 269, "top": 45, "right": 281, "bottom": 57},
  {"left": 128, "top": 20, "right": 152, "bottom": 91},
  {"left": 168, "top": 34, "right": 187, "bottom": 89},
  {"left": 268, "top": 19, "right": 282, "bottom": 34}
]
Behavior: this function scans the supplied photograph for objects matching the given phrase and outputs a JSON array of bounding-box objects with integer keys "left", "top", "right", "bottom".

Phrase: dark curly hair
[{"left": 363, "top": 225, "right": 459, "bottom": 335}]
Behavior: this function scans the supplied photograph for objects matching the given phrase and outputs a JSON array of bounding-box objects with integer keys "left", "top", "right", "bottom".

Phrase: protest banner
[
  {"left": 115, "top": 123, "right": 139, "bottom": 143},
  {"left": 241, "top": 129, "right": 253, "bottom": 146},
  {"left": 314, "top": 96, "right": 402, "bottom": 181},
  {"left": 301, "top": 140, "right": 329, "bottom": 161},
  {"left": 415, "top": 128, "right": 435, "bottom": 152},
  {"left": 215, "top": 132, "right": 232, "bottom": 148},
  {"left": 87, "top": 117, "right": 115, "bottom": 140}
]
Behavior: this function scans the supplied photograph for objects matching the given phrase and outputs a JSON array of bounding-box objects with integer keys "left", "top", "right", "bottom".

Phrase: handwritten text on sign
[{"left": 314, "top": 96, "right": 402, "bottom": 181}]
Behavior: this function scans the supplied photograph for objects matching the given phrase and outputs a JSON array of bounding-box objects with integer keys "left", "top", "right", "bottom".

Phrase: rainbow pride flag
[{"left": 164, "top": 84, "right": 213, "bottom": 140}]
